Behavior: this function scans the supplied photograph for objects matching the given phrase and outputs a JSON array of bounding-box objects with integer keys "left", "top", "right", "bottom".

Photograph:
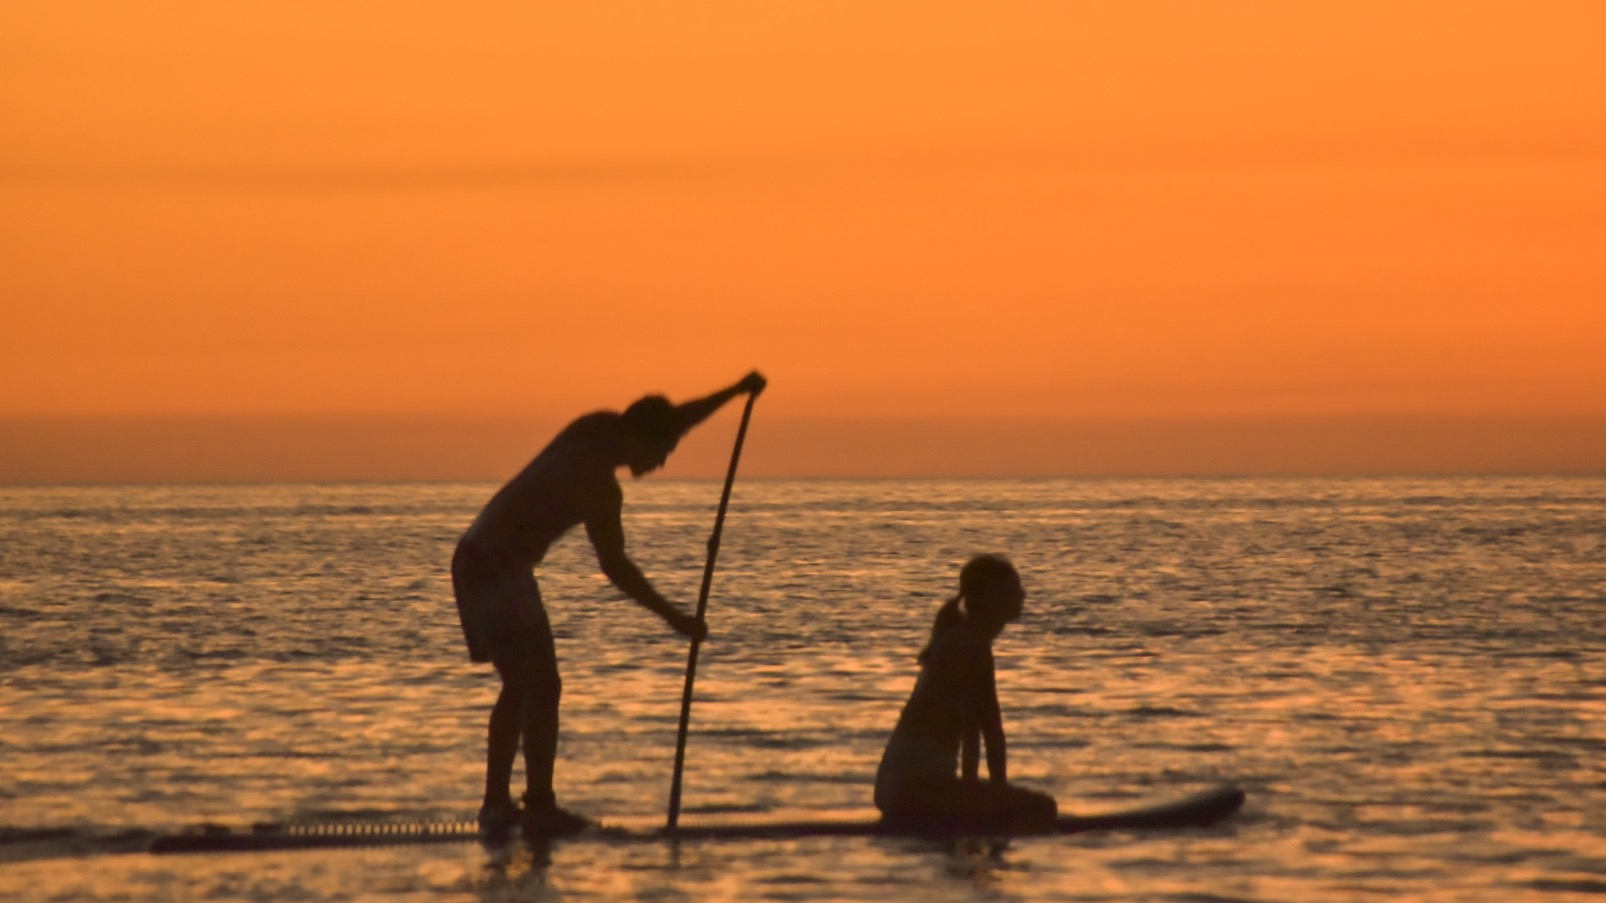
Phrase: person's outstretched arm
[
  {"left": 584, "top": 481, "right": 704, "bottom": 639},
  {"left": 673, "top": 370, "right": 766, "bottom": 435}
]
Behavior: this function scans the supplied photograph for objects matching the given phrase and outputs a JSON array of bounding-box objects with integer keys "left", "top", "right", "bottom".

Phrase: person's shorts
[{"left": 451, "top": 542, "right": 548, "bottom": 664}]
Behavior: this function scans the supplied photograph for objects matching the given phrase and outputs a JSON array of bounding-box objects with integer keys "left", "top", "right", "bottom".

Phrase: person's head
[
  {"left": 620, "top": 394, "right": 682, "bottom": 476},
  {"left": 919, "top": 554, "right": 1024, "bottom": 661},
  {"left": 957, "top": 554, "right": 1025, "bottom": 630}
]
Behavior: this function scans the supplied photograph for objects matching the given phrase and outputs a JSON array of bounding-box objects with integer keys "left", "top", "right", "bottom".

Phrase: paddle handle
[{"left": 666, "top": 390, "right": 758, "bottom": 830}]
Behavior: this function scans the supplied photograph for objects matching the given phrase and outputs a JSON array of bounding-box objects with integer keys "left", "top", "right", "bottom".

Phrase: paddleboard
[{"left": 149, "top": 783, "right": 1244, "bottom": 854}]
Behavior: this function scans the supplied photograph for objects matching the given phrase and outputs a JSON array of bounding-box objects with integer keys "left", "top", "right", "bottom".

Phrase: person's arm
[
  {"left": 583, "top": 480, "right": 704, "bottom": 639},
  {"left": 673, "top": 371, "right": 766, "bottom": 435},
  {"left": 961, "top": 724, "right": 982, "bottom": 782},
  {"left": 977, "top": 650, "right": 1009, "bottom": 785}
]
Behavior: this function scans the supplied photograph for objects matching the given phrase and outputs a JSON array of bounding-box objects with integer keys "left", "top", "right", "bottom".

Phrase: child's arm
[
  {"left": 961, "top": 725, "right": 981, "bottom": 781},
  {"left": 978, "top": 651, "right": 1009, "bottom": 784},
  {"left": 959, "top": 641, "right": 992, "bottom": 782},
  {"left": 983, "top": 722, "right": 1008, "bottom": 784}
]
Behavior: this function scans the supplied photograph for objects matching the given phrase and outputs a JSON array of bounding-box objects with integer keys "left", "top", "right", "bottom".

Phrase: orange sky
[{"left": 3, "top": 2, "right": 1604, "bottom": 482}]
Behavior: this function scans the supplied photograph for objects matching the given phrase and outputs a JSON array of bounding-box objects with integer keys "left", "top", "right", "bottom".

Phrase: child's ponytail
[{"left": 917, "top": 592, "right": 965, "bottom": 663}]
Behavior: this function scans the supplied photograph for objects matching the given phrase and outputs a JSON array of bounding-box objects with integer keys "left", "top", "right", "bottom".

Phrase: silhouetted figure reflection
[
  {"left": 452, "top": 371, "right": 766, "bottom": 839},
  {"left": 875, "top": 555, "right": 1058, "bottom": 833}
]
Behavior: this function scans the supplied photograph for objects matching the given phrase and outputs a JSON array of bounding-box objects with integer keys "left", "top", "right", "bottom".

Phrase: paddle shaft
[{"left": 666, "top": 391, "right": 758, "bottom": 830}]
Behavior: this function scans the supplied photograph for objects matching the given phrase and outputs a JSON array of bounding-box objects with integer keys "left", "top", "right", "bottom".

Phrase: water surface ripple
[{"left": 1, "top": 477, "right": 1602, "bottom": 900}]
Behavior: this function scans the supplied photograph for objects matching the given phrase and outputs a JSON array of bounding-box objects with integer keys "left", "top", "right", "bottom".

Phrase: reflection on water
[{"left": 1, "top": 477, "right": 1603, "bottom": 901}]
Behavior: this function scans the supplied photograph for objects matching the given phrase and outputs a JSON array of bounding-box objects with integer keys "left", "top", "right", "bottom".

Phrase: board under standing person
[{"left": 452, "top": 371, "right": 766, "bottom": 837}]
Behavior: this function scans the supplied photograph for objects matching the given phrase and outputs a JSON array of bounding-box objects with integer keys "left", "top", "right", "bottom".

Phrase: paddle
[{"left": 666, "top": 389, "right": 759, "bottom": 831}]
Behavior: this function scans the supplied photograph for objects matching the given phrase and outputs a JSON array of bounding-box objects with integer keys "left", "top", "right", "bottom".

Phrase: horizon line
[{"left": 3, "top": 412, "right": 1604, "bottom": 487}]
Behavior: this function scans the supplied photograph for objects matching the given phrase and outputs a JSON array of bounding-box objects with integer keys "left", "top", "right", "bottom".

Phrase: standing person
[
  {"left": 453, "top": 371, "right": 766, "bottom": 837},
  {"left": 874, "top": 554, "right": 1058, "bottom": 833}
]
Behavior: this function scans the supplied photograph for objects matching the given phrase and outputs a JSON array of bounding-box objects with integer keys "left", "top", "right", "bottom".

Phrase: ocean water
[{"left": 1, "top": 476, "right": 1602, "bottom": 901}]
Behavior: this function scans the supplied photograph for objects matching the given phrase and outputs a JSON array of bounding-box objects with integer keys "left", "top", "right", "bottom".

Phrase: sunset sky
[{"left": 3, "top": 2, "right": 1603, "bottom": 482}]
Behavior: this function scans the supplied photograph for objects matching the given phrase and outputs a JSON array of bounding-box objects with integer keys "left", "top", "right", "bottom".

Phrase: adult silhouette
[{"left": 452, "top": 371, "right": 767, "bottom": 836}]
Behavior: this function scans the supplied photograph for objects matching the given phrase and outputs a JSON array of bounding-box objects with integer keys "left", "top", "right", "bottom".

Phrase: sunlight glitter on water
[{"left": 2, "top": 477, "right": 1604, "bottom": 900}]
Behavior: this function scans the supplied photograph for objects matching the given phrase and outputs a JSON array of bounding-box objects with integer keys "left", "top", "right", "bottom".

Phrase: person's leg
[
  {"left": 514, "top": 573, "right": 559, "bottom": 807},
  {"left": 520, "top": 648, "right": 560, "bottom": 810},
  {"left": 874, "top": 735, "right": 960, "bottom": 825},
  {"left": 954, "top": 781, "right": 1058, "bottom": 832},
  {"left": 482, "top": 663, "right": 529, "bottom": 817},
  {"left": 997, "top": 783, "right": 1057, "bottom": 832},
  {"left": 515, "top": 576, "right": 588, "bottom": 835},
  {"left": 875, "top": 772, "right": 967, "bottom": 830},
  {"left": 880, "top": 777, "right": 1057, "bottom": 833},
  {"left": 455, "top": 547, "right": 526, "bottom": 827}
]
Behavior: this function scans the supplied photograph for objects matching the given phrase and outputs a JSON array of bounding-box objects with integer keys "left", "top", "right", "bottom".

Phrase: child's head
[
  {"left": 919, "top": 554, "right": 1024, "bottom": 660},
  {"left": 957, "top": 554, "right": 1024, "bottom": 629}
]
